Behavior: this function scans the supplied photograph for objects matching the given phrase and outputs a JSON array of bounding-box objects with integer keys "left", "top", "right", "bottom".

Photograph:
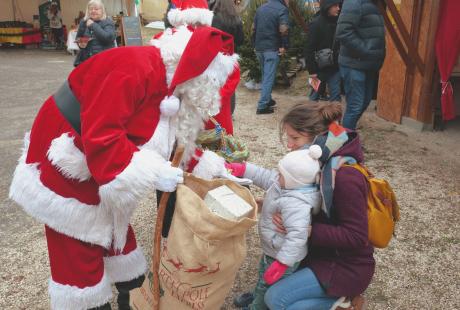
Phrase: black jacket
[
  {"left": 304, "top": 0, "right": 341, "bottom": 80},
  {"left": 212, "top": 15, "right": 244, "bottom": 51},
  {"left": 336, "top": 0, "right": 385, "bottom": 71},
  {"left": 75, "top": 19, "right": 116, "bottom": 66}
]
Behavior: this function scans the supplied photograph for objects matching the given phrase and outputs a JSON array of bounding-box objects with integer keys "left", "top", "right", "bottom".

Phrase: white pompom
[
  {"left": 160, "top": 95, "right": 180, "bottom": 117},
  {"left": 309, "top": 144, "right": 322, "bottom": 160}
]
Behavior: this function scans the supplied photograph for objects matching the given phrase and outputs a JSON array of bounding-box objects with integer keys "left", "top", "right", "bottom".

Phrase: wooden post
[
  {"left": 383, "top": 0, "right": 425, "bottom": 75},
  {"left": 377, "top": 1, "right": 414, "bottom": 70},
  {"left": 151, "top": 145, "right": 185, "bottom": 310},
  {"left": 401, "top": 0, "right": 424, "bottom": 117}
]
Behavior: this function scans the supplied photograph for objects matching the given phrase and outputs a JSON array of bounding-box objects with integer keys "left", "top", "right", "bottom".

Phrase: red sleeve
[
  {"left": 80, "top": 70, "right": 144, "bottom": 185},
  {"left": 204, "top": 66, "right": 240, "bottom": 135}
]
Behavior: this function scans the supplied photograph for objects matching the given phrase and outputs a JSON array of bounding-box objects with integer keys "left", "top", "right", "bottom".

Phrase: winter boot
[
  {"left": 88, "top": 302, "right": 111, "bottom": 310},
  {"left": 334, "top": 295, "right": 367, "bottom": 310},
  {"left": 115, "top": 274, "right": 146, "bottom": 310}
]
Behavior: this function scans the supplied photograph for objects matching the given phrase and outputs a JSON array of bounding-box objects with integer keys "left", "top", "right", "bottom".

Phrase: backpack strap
[{"left": 344, "top": 163, "right": 372, "bottom": 178}]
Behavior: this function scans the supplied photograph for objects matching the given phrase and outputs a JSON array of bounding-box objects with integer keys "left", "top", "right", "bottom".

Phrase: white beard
[{"left": 174, "top": 74, "right": 222, "bottom": 164}]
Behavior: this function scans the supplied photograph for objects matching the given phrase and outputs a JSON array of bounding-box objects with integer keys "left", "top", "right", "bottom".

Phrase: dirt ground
[{"left": 0, "top": 50, "right": 459, "bottom": 310}]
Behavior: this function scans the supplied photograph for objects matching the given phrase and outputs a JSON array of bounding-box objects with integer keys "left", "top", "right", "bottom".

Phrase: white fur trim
[
  {"left": 49, "top": 272, "right": 112, "bottom": 310},
  {"left": 167, "top": 8, "right": 213, "bottom": 27},
  {"left": 192, "top": 150, "right": 225, "bottom": 180},
  {"left": 141, "top": 115, "right": 176, "bottom": 160},
  {"left": 99, "top": 148, "right": 168, "bottom": 251},
  {"left": 104, "top": 247, "right": 147, "bottom": 283},
  {"left": 151, "top": 26, "right": 194, "bottom": 87},
  {"left": 200, "top": 52, "right": 240, "bottom": 89},
  {"left": 9, "top": 135, "right": 113, "bottom": 248},
  {"left": 47, "top": 133, "right": 91, "bottom": 182},
  {"left": 160, "top": 95, "right": 180, "bottom": 116}
]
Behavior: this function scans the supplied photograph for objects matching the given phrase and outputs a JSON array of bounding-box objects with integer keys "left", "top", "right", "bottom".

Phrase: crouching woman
[{"left": 264, "top": 102, "right": 373, "bottom": 310}]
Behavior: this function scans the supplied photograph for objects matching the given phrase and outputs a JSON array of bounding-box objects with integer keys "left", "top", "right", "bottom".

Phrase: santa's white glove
[
  {"left": 154, "top": 162, "right": 184, "bottom": 192},
  {"left": 192, "top": 150, "right": 252, "bottom": 185}
]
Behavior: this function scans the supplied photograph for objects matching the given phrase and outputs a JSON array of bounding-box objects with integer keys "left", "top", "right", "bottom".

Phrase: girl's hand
[{"left": 272, "top": 212, "right": 287, "bottom": 234}]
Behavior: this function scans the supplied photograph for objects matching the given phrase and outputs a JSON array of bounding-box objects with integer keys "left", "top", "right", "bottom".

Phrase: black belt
[{"left": 53, "top": 80, "right": 81, "bottom": 135}]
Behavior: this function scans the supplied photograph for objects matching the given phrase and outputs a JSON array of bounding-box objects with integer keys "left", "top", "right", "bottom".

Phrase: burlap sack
[
  {"left": 130, "top": 175, "right": 257, "bottom": 310},
  {"left": 159, "top": 175, "right": 257, "bottom": 309}
]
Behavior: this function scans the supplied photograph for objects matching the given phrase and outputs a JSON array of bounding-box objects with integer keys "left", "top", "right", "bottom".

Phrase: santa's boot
[
  {"left": 88, "top": 302, "right": 111, "bottom": 310},
  {"left": 115, "top": 274, "right": 146, "bottom": 310}
]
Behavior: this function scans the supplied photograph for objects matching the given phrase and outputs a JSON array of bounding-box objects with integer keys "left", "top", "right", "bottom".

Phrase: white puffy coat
[{"left": 244, "top": 163, "right": 322, "bottom": 266}]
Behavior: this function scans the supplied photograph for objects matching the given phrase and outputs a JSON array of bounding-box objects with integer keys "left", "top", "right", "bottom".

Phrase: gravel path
[{"left": 0, "top": 51, "right": 459, "bottom": 309}]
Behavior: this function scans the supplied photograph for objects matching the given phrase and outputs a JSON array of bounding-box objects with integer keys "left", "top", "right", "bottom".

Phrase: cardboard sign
[{"left": 121, "top": 16, "right": 143, "bottom": 46}]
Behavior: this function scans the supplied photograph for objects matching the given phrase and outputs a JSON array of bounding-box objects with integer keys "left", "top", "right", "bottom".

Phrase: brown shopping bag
[{"left": 130, "top": 175, "right": 257, "bottom": 310}]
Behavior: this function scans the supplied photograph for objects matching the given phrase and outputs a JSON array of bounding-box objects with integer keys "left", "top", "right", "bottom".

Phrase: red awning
[{"left": 435, "top": 0, "right": 460, "bottom": 121}]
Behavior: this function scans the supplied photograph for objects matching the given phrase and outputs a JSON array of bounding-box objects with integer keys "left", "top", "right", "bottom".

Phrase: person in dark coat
[
  {"left": 253, "top": 0, "right": 290, "bottom": 114},
  {"left": 336, "top": 0, "right": 385, "bottom": 129},
  {"left": 74, "top": 0, "right": 116, "bottom": 67},
  {"left": 233, "top": 102, "right": 373, "bottom": 310},
  {"left": 210, "top": 0, "right": 244, "bottom": 114},
  {"left": 304, "top": 0, "right": 342, "bottom": 102}
]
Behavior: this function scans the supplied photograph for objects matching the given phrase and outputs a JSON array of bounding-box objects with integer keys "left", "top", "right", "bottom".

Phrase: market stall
[{"left": 0, "top": 22, "right": 41, "bottom": 46}]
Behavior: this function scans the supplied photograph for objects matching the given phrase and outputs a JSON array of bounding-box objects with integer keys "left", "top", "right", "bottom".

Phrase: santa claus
[
  {"left": 159, "top": 0, "right": 239, "bottom": 135},
  {"left": 9, "top": 25, "right": 239, "bottom": 310},
  {"left": 150, "top": 0, "right": 241, "bottom": 239}
]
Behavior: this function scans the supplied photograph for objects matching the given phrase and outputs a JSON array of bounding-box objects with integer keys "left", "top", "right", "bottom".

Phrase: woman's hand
[
  {"left": 272, "top": 212, "right": 287, "bottom": 234},
  {"left": 273, "top": 212, "right": 312, "bottom": 237},
  {"left": 86, "top": 19, "right": 94, "bottom": 27}
]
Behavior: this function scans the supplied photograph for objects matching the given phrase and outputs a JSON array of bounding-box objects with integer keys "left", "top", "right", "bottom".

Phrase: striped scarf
[{"left": 313, "top": 122, "right": 356, "bottom": 218}]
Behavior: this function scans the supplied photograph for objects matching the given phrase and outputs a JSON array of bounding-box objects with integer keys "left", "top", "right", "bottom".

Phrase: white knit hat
[{"left": 278, "top": 145, "right": 322, "bottom": 190}]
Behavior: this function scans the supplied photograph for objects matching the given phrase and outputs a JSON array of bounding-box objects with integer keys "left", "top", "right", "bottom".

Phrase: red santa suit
[
  {"left": 9, "top": 26, "right": 239, "bottom": 310},
  {"left": 161, "top": 0, "right": 239, "bottom": 136}
]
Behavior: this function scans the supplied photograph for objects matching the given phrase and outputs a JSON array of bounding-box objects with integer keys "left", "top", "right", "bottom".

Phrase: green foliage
[{"left": 239, "top": 0, "right": 314, "bottom": 84}]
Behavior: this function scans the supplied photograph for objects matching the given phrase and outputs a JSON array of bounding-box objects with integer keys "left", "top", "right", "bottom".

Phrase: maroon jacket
[{"left": 303, "top": 132, "right": 375, "bottom": 297}]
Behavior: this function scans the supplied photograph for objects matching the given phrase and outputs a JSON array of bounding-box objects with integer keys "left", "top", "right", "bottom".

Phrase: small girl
[{"left": 226, "top": 145, "right": 323, "bottom": 310}]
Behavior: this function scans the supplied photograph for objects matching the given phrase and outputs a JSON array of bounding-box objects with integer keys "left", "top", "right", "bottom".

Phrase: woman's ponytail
[
  {"left": 320, "top": 102, "right": 342, "bottom": 124},
  {"left": 280, "top": 101, "right": 343, "bottom": 142}
]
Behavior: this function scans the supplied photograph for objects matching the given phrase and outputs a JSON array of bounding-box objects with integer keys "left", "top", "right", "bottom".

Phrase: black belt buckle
[{"left": 53, "top": 80, "right": 81, "bottom": 135}]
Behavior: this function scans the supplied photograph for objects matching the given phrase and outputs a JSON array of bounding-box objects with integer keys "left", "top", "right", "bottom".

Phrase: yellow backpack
[{"left": 346, "top": 164, "right": 400, "bottom": 248}]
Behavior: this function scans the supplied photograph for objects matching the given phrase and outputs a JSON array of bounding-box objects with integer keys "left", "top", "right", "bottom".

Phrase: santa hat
[
  {"left": 159, "top": 26, "right": 236, "bottom": 117},
  {"left": 167, "top": 0, "right": 213, "bottom": 27},
  {"left": 278, "top": 145, "right": 323, "bottom": 190}
]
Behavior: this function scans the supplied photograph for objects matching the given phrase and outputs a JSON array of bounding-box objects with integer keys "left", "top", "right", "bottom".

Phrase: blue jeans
[
  {"left": 310, "top": 71, "right": 341, "bottom": 102},
  {"left": 256, "top": 51, "right": 280, "bottom": 110},
  {"left": 264, "top": 267, "right": 336, "bottom": 310},
  {"left": 340, "top": 66, "right": 378, "bottom": 130},
  {"left": 250, "top": 255, "right": 300, "bottom": 310}
]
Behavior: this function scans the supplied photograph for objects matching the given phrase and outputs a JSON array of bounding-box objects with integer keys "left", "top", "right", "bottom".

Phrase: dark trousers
[{"left": 156, "top": 190, "right": 177, "bottom": 238}]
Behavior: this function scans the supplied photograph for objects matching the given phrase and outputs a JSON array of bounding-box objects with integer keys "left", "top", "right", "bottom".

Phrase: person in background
[
  {"left": 253, "top": 0, "right": 289, "bottom": 114},
  {"left": 74, "top": 0, "right": 116, "bottom": 66},
  {"left": 47, "top": 2, "right": 64, "bottom": 49},
  {"left": 304, "top": 0, "right": 342, "bottom": 102},
  {"left": 210, "top": 0, "right": 244, "bottom": 115},
  {"left": 235, "top": 102, "right": 372, "bottom": 310},
  {"left": 335, "top": 0, "right": 385, "bottom": 129}
]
